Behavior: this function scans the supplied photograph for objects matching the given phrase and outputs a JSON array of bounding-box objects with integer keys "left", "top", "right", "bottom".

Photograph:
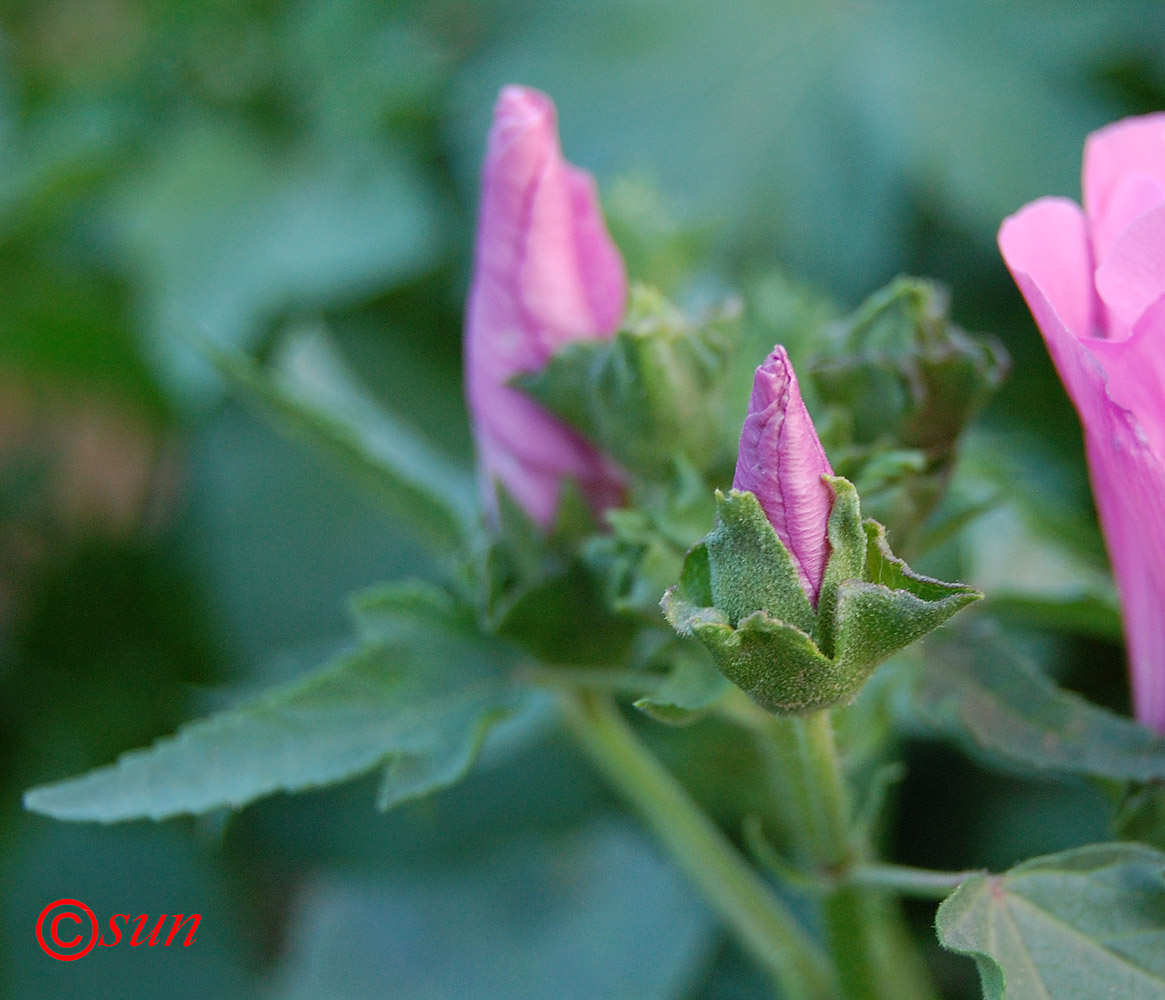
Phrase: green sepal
[
  {"left": 690, "top": 612, "right": 846, "bottom": 714},
  {"left": 663, "top": 476, "right": 982, "bottom": 714},
  {"left": 705, "top": 490, "right": 816, "bottom": 634},
  {"left": 831, "top": 520, "right": 982, "bottom": 674},
  {"left": 474, "top": 480, "right": 636, "bottom": 665},
  {"left": 815, "top": 475, "right": 866, "bottom": 658},
  {"left": 513, "top": 284, "right": 737, "bottom": 482}
]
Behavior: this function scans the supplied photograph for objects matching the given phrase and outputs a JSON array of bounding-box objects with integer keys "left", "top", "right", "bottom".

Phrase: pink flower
[
  {"left": 999, "top": 112, "right": 1165, "bottom": 732},
  {"left": 733, "top": 346, "right": 834, "bottom": 605},
  {"left": 464, "top": 85, "right": 627, "bottom": 527}
]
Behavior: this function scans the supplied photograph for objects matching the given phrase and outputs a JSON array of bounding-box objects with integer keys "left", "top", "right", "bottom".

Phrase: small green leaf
[
  {"left": 661, "top": 543, "right": 726, "bottom": 635},
  {"left": 477, "top": 483, "right": 636, "bottom": 665},
  {"left": 634, "top": 642, "right": 730, "bottom": 724},
  {"left": 706, "top": 490, "right": 815, "bottom": 634},
  {"left": 834, "top": 579, "right": 980, "bottom": 673},
  {"left": 515, "top": 285, "right": 737, "bottom": 481},
  {"left": 1117, "top": 784, "right": 1165, "bottom": 853},
  {"left": 209, "top": 329, "right": 474, "bottom": 554},
  {"left": 936, "top": 843, "right": 1165, "bottom": 999},
  {"left": 908, "top": 623, "right": 1165, "bottom": 782},
  {"left": 23, "top": 584, "right": 526, "bottom": 821}
]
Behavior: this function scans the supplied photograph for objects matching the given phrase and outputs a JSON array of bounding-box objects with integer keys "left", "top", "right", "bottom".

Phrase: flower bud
[
  {"left": 733, "top": 346, "right": 834, "bottom": 605},
  {"left": 465, "top": 85, "right": 627, "bottom": 528}
]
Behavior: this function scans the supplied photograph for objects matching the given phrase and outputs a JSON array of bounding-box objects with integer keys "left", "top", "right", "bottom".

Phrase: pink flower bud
[
  {"left": 999, "top": 112, "right": 1165, "bottom": 732},
  {"left": 733, "top": 346, "right": 834, "bottom": 605},
  {"left": 464, "top": 85, "right": 627, "bottom": 527}
]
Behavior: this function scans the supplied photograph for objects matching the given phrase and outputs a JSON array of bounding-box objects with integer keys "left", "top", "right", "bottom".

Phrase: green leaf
[
  {"left": 266, "top": 820, "right": 717, "bottom": 1000},
  {"left": 907, "top": 623, "right": 1165, "bottom": 783},
  {"left": 109, "top": 121, "right": 442, "bottom": 401},
  {"left": 634, "top": 641, "right": 730, "bottom": 724},
  {"left": 23, "top": 584, "right": 527, "bottom": 821},
  {"left": 515, "top": 285, "right": 737, "bottom": 482},
  {"left": 209, "top": 327, "right": 474, "bottom": 555},
  {"left": 936, "top": 843, "right": 1165, "bottom": 999},
  {"left": 476, "top": 483, "right": 637, "bottom": 665},
  {"left": 1117, "top": 784, "right": 1165, "bottom": 853}
]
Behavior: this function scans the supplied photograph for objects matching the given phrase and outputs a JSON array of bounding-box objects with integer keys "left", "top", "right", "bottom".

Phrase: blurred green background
[{"left": 0, "top": 0, "right": 1161, "bottom": 996}]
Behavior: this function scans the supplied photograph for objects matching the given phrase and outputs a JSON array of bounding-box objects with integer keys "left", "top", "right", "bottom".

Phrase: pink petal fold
[
  {"left": 733, "top": 346, "right": 834, "bottom": 604},
  {"left": 1000, "top": 119, "right": 1165, "bottom": 731},
  {"left": 464, "top": 85, "right": 628, "bottom": 527}
]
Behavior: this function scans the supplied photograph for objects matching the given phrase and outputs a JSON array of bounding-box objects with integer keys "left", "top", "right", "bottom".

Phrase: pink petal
[
  {"left": 733, "top": 346, "right": 834, "bottom": 603},
  {"left": 1084, "top": 113, "right": 1165, "bottom": 261},
  {"left": 998, "top": 198, "right": 1098, "bottom": 399},
  {"left": 465, "top": 86, "right": 627, "bottom": 526},
  {"left": 1088, "top": 171, "right": 1165, "bottom": 272},
  {"left": 1000, "top": 203, "right": 1165, "bottom": 732},
  {"left": 1094, "top": 202, "right": 1165, "bottom": 340}
]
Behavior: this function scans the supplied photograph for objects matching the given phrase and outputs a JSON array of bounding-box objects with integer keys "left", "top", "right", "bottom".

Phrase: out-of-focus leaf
[
  {"left": 634, "top": 640, "right": 729, "bottom": 724},
  {"left": 107, "top": 121, "right": 442, "bottom": 401},
  {"left": 966, "top": 503, "right": 1121, "bottom": 641},
  {"left": 0, "top": 819, "right": 255, "bottom": 1000},
  {"left": 937, "top": 430, "right": 1122, "bottom": 640},
  {"left": 906, "top": 622, "right": 1165, "bottom": 782},
  {"left": 936, "top": 843, "right": 1165, "bottom": 999},
  {"left": 453, "top": 2, "right": 1144, "bottom": 294},
  {"left": 476, "top": 485, "right": 637, "bottom": 665},
  {"left": 210, "top": 327, "right": 474, "bottom": 554},
  {"left": 280, "top": 4, "right": 447, "bottom": 140},
  {"left": 23, "top": 584, "right": 528, "bottom": 821},
  {"left": 1117, "top": 783, "right": 1165, "bottom": 853},
  {"left": 266, "top": 819, "right": 717, "bottom": 1000}
]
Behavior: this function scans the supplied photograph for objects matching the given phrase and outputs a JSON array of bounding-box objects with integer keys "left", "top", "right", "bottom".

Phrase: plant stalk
[
  {"left": 764, "top": 710, "right": 940, "bottom": 1000},
  {"left": 562, "top": 688, "right": 836, "bottom": 1000}
]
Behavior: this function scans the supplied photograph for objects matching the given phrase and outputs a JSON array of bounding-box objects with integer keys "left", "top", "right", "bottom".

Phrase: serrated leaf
[
  {"left": 209, "top": 328, "right": 474, "bottom": 554},
  {"left": 936, "top": 843, "right": 1165, "bottom": 1000},
  {"left": 23, "top": 584, "right": 526, "bottom": 822},
  {"left": 908, "top": 623, "right": 1165, "bottom": 782}
]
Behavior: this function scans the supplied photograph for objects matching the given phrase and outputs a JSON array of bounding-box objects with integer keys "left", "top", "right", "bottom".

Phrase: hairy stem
[{"left": 763, "top": 710, "right": 940, "bottom": 1000}]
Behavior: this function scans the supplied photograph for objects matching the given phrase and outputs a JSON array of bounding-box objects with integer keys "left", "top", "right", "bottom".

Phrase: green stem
[
  {"left": 847, "top": 862, "right": 981, "bottom": 900},
  {"left": 764, "top": 711, "right": 940, "bottom": 1000},
  {"left": 561, "top": 689, "right": 836, "bottom": 1000}
]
